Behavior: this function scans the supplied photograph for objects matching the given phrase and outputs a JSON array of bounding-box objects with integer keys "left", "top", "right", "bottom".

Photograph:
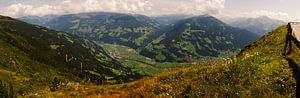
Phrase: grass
[{"left": 0, "top": 38, "right": 68, "bottom": 95}]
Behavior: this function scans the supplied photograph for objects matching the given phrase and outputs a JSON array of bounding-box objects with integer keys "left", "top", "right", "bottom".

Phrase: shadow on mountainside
[
  {"left": 284, "top": 57, "right": 300, "bottom": 97},
  {"left": 283, "top": 24, "right": 300, "bottom": 97}
]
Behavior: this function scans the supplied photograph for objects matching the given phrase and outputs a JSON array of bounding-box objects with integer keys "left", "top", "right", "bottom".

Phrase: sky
[{"left": 0, "top": 0, "right": 299, "bottom": 21}]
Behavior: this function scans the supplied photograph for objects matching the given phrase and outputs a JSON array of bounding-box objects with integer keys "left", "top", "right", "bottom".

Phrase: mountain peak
[{"left": 183, "top": 15, "right": 224, "bottom": 25}]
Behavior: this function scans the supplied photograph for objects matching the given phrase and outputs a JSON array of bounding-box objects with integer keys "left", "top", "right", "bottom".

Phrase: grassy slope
[
  {"left": 0, "top": 35, "right": 67, "bottom": 93},
  {"left": 100, "top": 25, "right": 299, "bottom": 97}
]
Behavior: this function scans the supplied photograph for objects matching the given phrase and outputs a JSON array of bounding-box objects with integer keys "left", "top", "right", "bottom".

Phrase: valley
[
  {"left": 0, "top": 8, "right": 296, "bottom": 98},
  {"left": 100, "top": 43, "right": 182, "bottom": 76},
  {"left": 27, "top": 23, "right": 300, "bottom": 97}
]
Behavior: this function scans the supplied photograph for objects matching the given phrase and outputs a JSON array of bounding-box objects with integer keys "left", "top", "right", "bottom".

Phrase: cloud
[
  {"left": 0, "top": 3, "right": 62, "bottom": 17},
  {"left": 62, "top": 0, "right": 71, "bottom": 4},
  {"left": 0, "top": 0, "right": 225, "bottom": 17},
  {"left": 152, "top": 0, "right": 225, "bottom": 15},
  {"left": 1, "top": 0, "right": 295, "bottom": 21},
  {"left": 0, "top": 0, "right": 153, "bottom": 17},
  {"left": 1, "top": 3, "right": 32, "bottom": 17},
  {"left": 195, "top": 0, "right": 225, "bottom": 14}
]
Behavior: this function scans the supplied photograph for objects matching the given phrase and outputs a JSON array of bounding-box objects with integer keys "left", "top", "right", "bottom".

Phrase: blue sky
[{"left": 0, "top": 0, "right": 299, "bottom": 21}]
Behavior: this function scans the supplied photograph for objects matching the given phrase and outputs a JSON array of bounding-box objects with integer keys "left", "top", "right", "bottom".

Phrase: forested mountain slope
[
  {"left": 0, "top": 15, "right": 139, "bottom": 95},
  {"left": 29, "top": 12, "right": 160, "bottom": 49},
  {"left": 141, "top": 15, "right": 260, "bottom": 62}
]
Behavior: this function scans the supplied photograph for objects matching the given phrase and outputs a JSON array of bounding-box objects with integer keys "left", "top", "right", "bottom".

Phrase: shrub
[{"left": 50, "top": 77, "right": 61, "bottom": 92}]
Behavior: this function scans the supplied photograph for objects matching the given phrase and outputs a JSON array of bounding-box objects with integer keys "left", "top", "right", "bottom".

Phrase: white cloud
[
  {"left": 195, "top": 0, "right": 225, "bottom": 14},
  {"left": 1, "top": 3, "right": 32, "bottom": 17},
  {"left": 1, "top": 0, "right": 296, "bottom": 21},
  {"left": 62, "top": 0, "right": 71, "bottom": 4},
  {"left": 0, "top": 3, "right": 62, "bottom": 17},
  {"left": 158, "top": 0, "right": 225, "bottom": 15},
  {"left": 0, "top": 0, "right": 225, "bottom": 17}
]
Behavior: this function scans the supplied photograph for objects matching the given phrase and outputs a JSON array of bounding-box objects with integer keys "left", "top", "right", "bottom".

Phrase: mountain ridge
[
  {"left": 21, "top": 12, "right": 160, "bottom": 49},
  {"left": 141, "top": 15, "right": 260, "bottom": 62}
]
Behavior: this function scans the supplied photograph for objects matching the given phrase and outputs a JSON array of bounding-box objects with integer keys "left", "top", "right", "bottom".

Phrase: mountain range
[
  {"left": 20, "top": 13, "right": 260, "bottom": 62},
  {"left": 21, "top": 12, "right": 160, "bottom": 49}
]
